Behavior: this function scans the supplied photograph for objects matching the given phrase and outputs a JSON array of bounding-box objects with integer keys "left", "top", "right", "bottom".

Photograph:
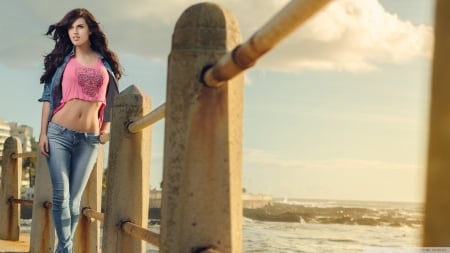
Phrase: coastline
[{"left": 2, "top": 198, "right": 423, "bottom": 252}]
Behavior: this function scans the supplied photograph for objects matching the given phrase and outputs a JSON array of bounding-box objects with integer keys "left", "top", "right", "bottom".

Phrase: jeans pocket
[{"left": 47, "top": 123, "right": 64, "bottom": 137}]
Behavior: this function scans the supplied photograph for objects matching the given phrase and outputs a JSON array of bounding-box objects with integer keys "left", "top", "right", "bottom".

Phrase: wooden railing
[{"left": 1, "top": 0, "right": 449, "bottom": 252}]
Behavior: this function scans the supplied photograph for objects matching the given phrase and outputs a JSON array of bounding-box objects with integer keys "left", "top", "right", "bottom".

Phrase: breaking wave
[{"left": 243, "top": 199, "right": 423, "bottom": 227}]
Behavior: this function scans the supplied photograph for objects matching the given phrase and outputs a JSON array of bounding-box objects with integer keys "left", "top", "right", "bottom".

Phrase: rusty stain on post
[
  {"left": 43, "top": 201, "right": 52, "bottom": 209},
  {"left": 41, "top": 205, "right": 51, "bottom": 252},
  {"left": 203, "top": 0, "right": 333, "bottom": 87},
  {"left": 29, "top": 153, "right": 55, "bottom": 253}
]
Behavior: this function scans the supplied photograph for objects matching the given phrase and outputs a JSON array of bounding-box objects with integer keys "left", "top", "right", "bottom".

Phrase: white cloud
[
  {"left": 257, "top": 0, "right": 433, "bottom": 72},
  {"left": 0, "top": 0, "right": 433, "bottom": 72}
]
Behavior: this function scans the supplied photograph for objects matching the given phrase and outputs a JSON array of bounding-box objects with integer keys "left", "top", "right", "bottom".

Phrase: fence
[{"left": 1, "top": 0, "right": 449, "bottom": 252}]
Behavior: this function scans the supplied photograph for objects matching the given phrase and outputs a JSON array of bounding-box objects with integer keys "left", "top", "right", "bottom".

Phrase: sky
[{"left": 0, "top": 0, "right": 435, "bottom": 203}]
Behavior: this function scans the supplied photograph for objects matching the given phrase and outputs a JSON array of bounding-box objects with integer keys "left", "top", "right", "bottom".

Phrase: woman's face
[{"left": 68, "top": 17, "right": 91, "bottom": 47}]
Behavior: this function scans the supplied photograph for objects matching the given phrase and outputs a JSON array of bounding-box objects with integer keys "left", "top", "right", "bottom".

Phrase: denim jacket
[{"left": 38, "top": 49, "right": 119, "bottom": 123}]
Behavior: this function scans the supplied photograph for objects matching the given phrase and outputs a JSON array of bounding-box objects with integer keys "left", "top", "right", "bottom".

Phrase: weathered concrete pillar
[
  {"left": 102, "top": 85, "right": 152, "bottom": 253},
  {"left": 160, "top": 3, "right": 244, "bottom": 253},
  {"left": 0, "top": 137, "right": 22, "bottom": 240},
  {"left": 29, "top": 153, "right": 55, "bottom": 253},
  {"left": 423, "top": 0, "right": 450, "bottom": 246},
  {"left": 73, "top": 147, "right": 104, "bottom": 253}
]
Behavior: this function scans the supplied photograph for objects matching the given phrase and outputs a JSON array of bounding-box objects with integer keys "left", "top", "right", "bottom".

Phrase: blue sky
[{"left": 0, "top": 0, "right": 435, "bottom": 202}]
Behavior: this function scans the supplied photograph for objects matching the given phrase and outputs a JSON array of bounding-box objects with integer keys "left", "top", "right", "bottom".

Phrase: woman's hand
[
  {"left": 99, "top": 133, "right": 110, "bottom": 144},
  {"left": 39, "top": 134, "right": 49, "bottom": 157}
]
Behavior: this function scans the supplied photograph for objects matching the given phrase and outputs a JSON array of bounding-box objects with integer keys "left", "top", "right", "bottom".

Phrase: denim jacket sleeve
[
  {"left": 103, "top": 71, "right": 119, "bottom": 122},
  {"left": 38, "top": 81, "right": 51, "bottom": 102},
  {"left": 38, "top": 49, "right": 74, "bottom": 104}
]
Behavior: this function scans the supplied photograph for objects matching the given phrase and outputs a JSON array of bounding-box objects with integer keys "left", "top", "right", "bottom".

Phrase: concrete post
[
  {"left": 0, "top": 137, "right": 22, "bottom": 240},
  {"left": 160, "top": 3, "right": 244, "bottom": 253},
  {"left": 423, "top": 0, "right": 450, "bottom": 246},
  {"left": 29, "top": 153, "right": 55, "bottom": 253},
  {"left": 102, "top": 85, "right": 152, "bottom": 253},
  {"left": 73, "top": 147, "right": 104, "bottom": 253}
]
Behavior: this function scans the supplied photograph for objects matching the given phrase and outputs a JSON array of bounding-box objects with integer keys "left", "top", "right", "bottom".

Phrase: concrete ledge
[{"left": 0, "top": 232, "right": 29, "bottom": 253}]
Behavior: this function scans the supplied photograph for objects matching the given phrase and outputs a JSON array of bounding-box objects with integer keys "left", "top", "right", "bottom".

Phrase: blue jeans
[{"left": 46, "top": 122, "right": 100, "bottom": 253}]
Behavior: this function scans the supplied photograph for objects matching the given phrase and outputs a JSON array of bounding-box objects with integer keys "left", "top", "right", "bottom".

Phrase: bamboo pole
[
  {"left": 128, "top": 103, "right": 166, "bottom": 133},
  {"left": 97, "top": 103, "right": 165, "bottom": 142},
  {"left": 82, "top": 208, "right": 104, "bottom": 222},
  {"left": 8, "top": 197, "right": 33, "bottom": 207},
  {"left": 203, "top": 0, "right": 333, "bottom": 87},
  {"left": 120, "top": 221, "right": 160, "bottom": 247}
]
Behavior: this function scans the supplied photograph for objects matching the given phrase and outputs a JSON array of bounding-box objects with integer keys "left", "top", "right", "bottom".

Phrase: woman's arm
[{"left": 39, "top": 102, "right": 50, "bottom": 157}]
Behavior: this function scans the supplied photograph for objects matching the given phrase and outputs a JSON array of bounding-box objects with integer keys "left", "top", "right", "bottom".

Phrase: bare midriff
[{"left": 51, "top": 99, "right": 102, "bottom": 133}]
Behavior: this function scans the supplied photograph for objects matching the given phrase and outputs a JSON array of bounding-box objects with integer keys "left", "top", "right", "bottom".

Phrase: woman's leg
[
  {"left": 69, "top": 133, "right": 99, "bottom": 236},
  {"left": 46, "top": 122, "right": 74, "bottom": 253}
]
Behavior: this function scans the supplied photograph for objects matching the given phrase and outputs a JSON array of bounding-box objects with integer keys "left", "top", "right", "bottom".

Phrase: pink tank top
[{"left": 54, "top": 57, "right": 110, "bottom": 126}]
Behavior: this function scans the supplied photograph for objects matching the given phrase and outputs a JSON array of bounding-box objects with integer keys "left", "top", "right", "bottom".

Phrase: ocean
[
  {"left": 21, "top": 198, "right": 423, "bottom": 252},
  {"left": 147, "top": 198, "right": 424, "bottom": 253}
]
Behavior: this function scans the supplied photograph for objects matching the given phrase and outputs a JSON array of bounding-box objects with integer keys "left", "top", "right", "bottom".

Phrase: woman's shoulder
[
  {"left": 95, "top": 53, "right": 111, "bottom": 69},
  {"left": 61, "top": 49, "right": 75, "bottom": 65}
]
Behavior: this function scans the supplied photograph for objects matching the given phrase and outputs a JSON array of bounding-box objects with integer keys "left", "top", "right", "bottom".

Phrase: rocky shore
[{"left": 243, "top": 202, "right": 422, "bottom": 227}]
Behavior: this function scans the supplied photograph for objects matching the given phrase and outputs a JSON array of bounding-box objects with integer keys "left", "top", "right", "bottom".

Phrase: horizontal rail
[
  {"left": 0, "top": 151, "right": 37, "bottom": 160},
  {"left": 98, "top": 103, "right": 166, "bottom": 142},
  {"left": 120, "top": 220, "right": 160, "bottom": 247},
  {"left": 195, "top": 247, "right": 221, "bottom": 253},
  {"left": 11, "top": 151, "right": 37, "bottom": 159},
  {"left": 128, "top": 103, "right": 166, "bottom": 133},
  {"left": 7, "top": 198, "right": 52, "bottom": 209},
  {"left": 8, "top": 197, "right": 33, "bottom": 207},
  {"left": 82, "top": 207, "right": 104, "bottom": 222},
  {"left": 202, "top": 0, "right": 333, "bottom": 87}
]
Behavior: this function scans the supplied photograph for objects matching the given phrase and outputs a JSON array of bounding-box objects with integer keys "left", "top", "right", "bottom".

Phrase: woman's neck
[
  {"left": 75, "top": 44, "right": 95, "bottom": 57},
  {"left": 74, "top": 45, "right": 98, "bottom": 66}
]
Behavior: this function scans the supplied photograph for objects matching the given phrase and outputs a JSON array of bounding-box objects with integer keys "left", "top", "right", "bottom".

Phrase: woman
[{"left": 38, "top": 8, "right": 122, "bottom": 253}]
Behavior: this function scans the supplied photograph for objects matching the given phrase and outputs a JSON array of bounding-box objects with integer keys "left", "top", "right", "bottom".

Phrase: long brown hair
[{"left": 40, "top": 8, "right": 123, "bottom": 83}]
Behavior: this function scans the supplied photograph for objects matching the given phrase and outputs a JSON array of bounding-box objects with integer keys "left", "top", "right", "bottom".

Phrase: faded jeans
[{"left": 46, "top": 121, "right": 100, "bottom": 253}]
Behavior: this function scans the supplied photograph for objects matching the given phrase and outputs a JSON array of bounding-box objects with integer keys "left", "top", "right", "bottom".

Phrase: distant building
[
  {"left": 0, "top": 119, "right": 11, "bottom": 158},
  {"left": 0, "top": 118, "right": 33, "bottom": 157},
  {"left": 8, "top": 122, "right": 33, "bottom": 153}
]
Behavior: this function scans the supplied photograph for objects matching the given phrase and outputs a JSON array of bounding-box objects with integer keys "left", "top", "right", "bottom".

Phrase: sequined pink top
[{"left": 54, "top": 57, "right": 109, "bottom": 126}]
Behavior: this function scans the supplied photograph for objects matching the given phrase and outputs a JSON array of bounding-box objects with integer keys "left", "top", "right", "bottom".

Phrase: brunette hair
[{"left": 40, "top": 8, "right": 123, "bottom": 83}]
